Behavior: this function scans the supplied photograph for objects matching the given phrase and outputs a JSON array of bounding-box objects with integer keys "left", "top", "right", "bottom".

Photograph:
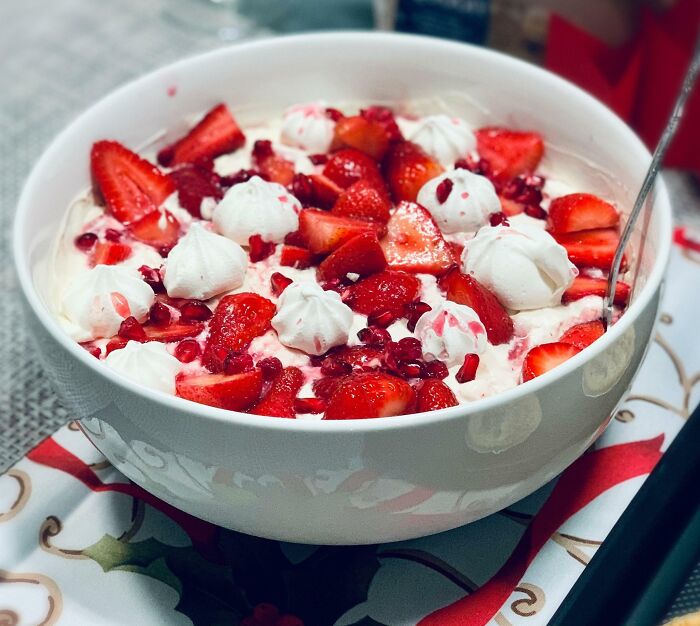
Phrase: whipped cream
[
  {"left": 414, "top": 300, "right": 487, "bottom": 367},
  {"left": 409, "top": 114, "right": 476, "bottom": 166},
  {"left": 163, "top": 222, "right": 247, "bottom": 300},
  {"left": 281, "top": 102, "right": 335, "bottom": 153},
  {"left": 212, "top": 176, "right": 300, "bottom": 245},
  {"left": 417, "top": 169, "right": 499, "bottom": 233},
  {"left": 105, "top": 340, "right": 181, "bottom": 394},
  {"left": 272, "top": 282, "right": 353, "bottom": 355},
  {"left": 61, "top": 265, "right": 155, "bottom": 341},
  {"left": 462, "top": 216, "right": 578, "bottom": 310}
]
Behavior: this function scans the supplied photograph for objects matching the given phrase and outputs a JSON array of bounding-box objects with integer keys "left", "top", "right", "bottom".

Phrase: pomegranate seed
[
  {"left": 319, "top": 277, "right": 348, "bottom": 295},
  {"left": 391, "top": 337, "right": 423, "bottom": 361},
  {"left": 309, "top": 153, "right": 328, "bottom": 165},
  {"left": 138, "top": 265, "right": 165, "bottom": 293},
  {"left": 223, "top": 351, "right": 254, "bottom": 375},
  {"left": 270, "top": 272, "right": 293, "bottom": 297},
  {"left": 179, "top": 300, "right": 212, "bottom": 322},
  {"left": 253, "top": 604, "right": 279, "bottom": 623},
  {"left": 248, "top": 234, "right": 276, "bottom": 262},
  {"left": 524, "top": 204, "right": 547, "bottom": 220},
  {"left": 149, "top": 302, "right": 172, "bottom": 326},
  {"left": 104, "top": 228, "right": 122, "bottom": 242},
  {"left": 502, "top": 174, "right": 545, "bottom": 206},
  {"left": 320, "top": 356, "right": 352, "bottom": 377},
  {"left": 325, "top": 107, "right": 344, "bottom": 121},
  {"left": 399, "top": 360, "right": 424, "bottom": 378},
  {"left": 404, "top": 301, "right": 432, "bottom": 332},
  {"left": 489, "top": 212, "right": 510, "bottom": 227},
  {"left": 294, "top": 397, "right": 327, "bottom": 414},
  {"left": 456, "top": 353, "right": 480, "bottom": 383},
  {"left": 435, "top": 178, "right": 453, "bottom": 204},
  {"left": 357, "top": 326, "right": 391, "bottom": 347},
  {"left": 75, "top": 232, "right": 98, "bottom": 251},
  {"left": 284, "top": 230, "right": 306, "bottom": 247},
  {"left": 257, "top": 357, "right": 283, "bottom": 381},
  {"left": 312, "top": 376, "right": 343, "bottom": 399},
  {"left": 158, "top": 245, "right": 173, "bottom": 258},
  {"left": 367, "top": 308, "right": 400, "bottom": 328},
  {"left": 219, "top": 168, "right": 257, "bottom": 187},
  {"left": 105, "top": 336, "right": 128, "bottom": 354},
  {"left": 291, "top": 173, "right": 315, "bottom": 205},
  {"left": 81, "top": 343, "right": 102, "bottom": 358},
  {"left": 252, "top": 139, "right": 274, "bottom": 160},
  {"left": 455, "top": 156, "right": 492, "bottom": 179},
  {"left": 422, "top": 360, "right": 449, "bottom": 379},
  {"left": 118, "top": 316, "right": 147, "bottom": 342},
  {"left": 174, "top": 339, "right": 200, "bottom": 363}
]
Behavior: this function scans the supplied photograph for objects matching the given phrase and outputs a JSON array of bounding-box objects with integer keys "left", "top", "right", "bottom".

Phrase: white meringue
[
  {"left": 409, "top": 114, "right": 476, "bottom": 166},
  {"left": 61, "top": 265, "right": 154, "bottom": 341},
  {"left": 462, "top": 216, "right": 578, "bottom": 310},
  {"left": 163, "top": 222, "right": 247, "bottom": 300},
  {"left": 417, "top": 169, "right": 500, "bottom": 233},
  {"left": 105, "top": 341, "right": 181, "bottom": 395},
  {"left": 212, "top": 176, "right": 300, "bottom": 245},
  {"left": 414, "top": 300, "right": 487, "bottom": 367},
  {"left": 281, "top": 102, "right": 335, "bottom": 153},
  {"left": 272, "top": 282, "right": 353, "bottom": 356}
]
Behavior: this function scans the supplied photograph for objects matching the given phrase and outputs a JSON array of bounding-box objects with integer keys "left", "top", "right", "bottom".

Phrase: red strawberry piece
[
  {"left": 298, "top": 209, "right": 383, "bottom": 255},
  {"left": 280, "top": 245, "right": 313, "bottom": 269},
  {"left": 129, "top": 210, "right": 180, "bottom": 249},
  {"left": 332, "top": 115, "right": 390, "bottom": 160},
  {"left": 548, "top": 193, "right": 620, "bottom": 234},
  {"left": 176, "top": 369, "right": 263, "bottom": 411},
  {"left": 91, "top": 140, "right": 175, "bottom": 224},
  {"left": 294, "top": 397, "right": 327, "bottom": 414},
  {"left": 91, "top": 241, "right": 132, "bottom": 266},
  {"left": 308, "top": 174, "right": 344, "bottom": 208},
  {"left": 179, "top": 300, "right": 213, "bottom": 322},
  {"left": 248, "top": 234, "right": 276, "bottom": 262},
  {"left": 345, "top": 270, "right": 421, "bottom": 316},
  {"left": 415, "top": 379, "right": 458, "bottom": 412},
  {"left": 361, "top": 106, "right": 403, "bottom": 143},
  {"left": 474, "top": 128, "right": 544, "bottom": 181},
  {"left": 320, "top": 356, "right": 353, "bottom": 377},
  {"left": 203, "top": 293, "right": 276, "bottom": 372},
  {"left": 249, "top": 367, "right": 305, "bottom": 418},
  {"left": 439, "top": 268, "right": 514, "bottom": 345},
  {"left": 142, "top": 321, "right": 204, "bottom": 342},
  {"left": 331, "top": 179, "right": 391, "bottom": 223},
  {"left": 562, "top": 276, "right": 631, "bottom": 305},
  {"left": 105, "top": 336, "right": 129, "bottom": 355},
  {"left": 522, "top": 342, "right": 581, "bottom": 382},
  {"left": 324, "top": 372, "right": 416, "bottom": 419},
  {"left": 168, "top": 164, "right": 224, "bottom": 218},
  {"left": 252, "top": 140, "right": 295, "bottom": 186},
  {"left": 455, "top": 353, "right": 480, "bottom": 383},
  {"left": 223, "top": 351, "right": 254, "bottom": 375},
  {"left": 323, "top": 148, "right": 383, "bottom": 189},
  {"left": 499, "top": 195, "right": 526, "bottom": 216},
  {"left": 380, "top": 201, "right": 456, "bottom": 275},
  {"left": 312, "top": 376, "right": 347, "bottom": 400},
  {"left": 554, "top": 228, "right": 620, "bottom": 270},
  {"left": 317, "top": 232, "right": 386, "bottom": 282},
  {"left": 367, "top": 308, "right": 402, "bottom": 328},
  {"left": 334, "top": 345, "right": 385, "bottom": 371},
  {"left": 560, "top": 320, "right": 605, "bottom": 350},
  {"left": 384, "top": 141, "right": 444, "bottom": 203},
  {"left": 270, "top": 272, "right": 293, "bottom": 296},
  {"left": 157, "top": 103, "right": 245, "bottom": 167}
]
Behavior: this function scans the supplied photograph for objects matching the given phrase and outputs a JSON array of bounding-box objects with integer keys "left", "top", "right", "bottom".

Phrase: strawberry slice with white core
[
  {"left": 317, "top": 232, "right": 387, "bottom": 282},
  {"left": 522, "top": 342, "right": 581, "bottom": 382},
  {"left": 176, "top": 369, "right": 263, "bottom": 411},
  {"left": 324, "top": 372, "right": 416, "bottom": 419},
  {"left": 129, "top": 210, "right": 180, "bottom": 249},
  {"left": 562, "top": 276, "right": 631, "bottom": 305},
  {"left": 547, "top": 193, "right": 620, "bottom": 234},
  {"left": 474, "top": 128, "right": 544, "bottom": 181},
  {"left": 298, "top": 209, "right": 384, "bottom": 255},
  {"left": 554, "top": 228, "right": 620, "bottom": 270},
  {"left": 559, "top": 320, "right": 605, "bottom": 350}
]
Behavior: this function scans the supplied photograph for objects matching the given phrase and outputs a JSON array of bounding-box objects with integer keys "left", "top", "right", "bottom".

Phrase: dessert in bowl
[{"left": 14, "top": 33, "right": 671, "bottom": 544}]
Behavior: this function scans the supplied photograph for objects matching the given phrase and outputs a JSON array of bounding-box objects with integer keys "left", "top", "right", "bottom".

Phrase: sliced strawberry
[
  {"left": 91, "top": 140, "right": 175, "bottom": 224},
  {"left": 332, "top": 179, "right": 391, "bottom": 223},
  {"left": 298, "top": 209, "right": 383, "bottom": 255},
  {"left": 522, "top": 342, "right": 581, "bottom": 382},
  {"left": 332, "top": 115, "right": 390, "bottom": 160},
  {"left": 91, "top": 241, "right": 132, "bottom": 266},
  {"left": 251, "top": 140, "right": 295, "bottom": 186},
  {"left": 142, "top": 321, "right": 204, "bottom": 342},
  {"left": 203, "top": 293, "right": 276, "bottom": 372},
  {"left": 157, "top": 103, "right": 245, "bottom": 167},
  {"left": 415, "top": 379, "right": 458, "bottom": 412},
  {"left": 308, "top": 174, "right": 344, "bottom": 208},
  {"left": 499, "top": 195, "right": 526, "bottom": 216},
  {"left": 317, "top": 232, "right": 386, "bottom": 282},
  {"left": 249, "top": 367, "right": 305, "bottom": 418},
  {"left": 280, "top": 245, "right": 313, "bottom": 269},
  {"left": 474, "top": 128, "right": 544, "bottom": 181},
  {"left": 554, "top": 228, "right": 620, "bottom": 269},
  {"left": 323, "top": 148, "right": 383, "bottom": 189},
  {"left": 384, "top": 141, "right": 444, "bottom": 203},
  {"left": 548, "top": 193, "right": 620, "bottom": 234},
  {"left": 439, "top": 268, "right": 514, "bottom": 345},
  {"left": 168, "top": 164, "right": 224, "bottom": 218},
  {"left": 324, "top": 372, "right": 416, "bottom": 419},
  {"left": 562, "top": 276, "right": 631, "bottom": 305},
  {"left": 361, "top": 106, "right": 403, "bottom": 143},
  {"left": 381, "top": 201, "right": 456, "bottom": 275},
  {"left": 129, "top": 210, "right": 180, "bottom": 248},
  {"left": 176, "top": 369, "right": 263, "bottom": 411},
  {"left": 345, "top": 270, "right": 421, "bottom": 316},
  {"left": 560, "top": 320, "right": 605, "bottom": 350}
]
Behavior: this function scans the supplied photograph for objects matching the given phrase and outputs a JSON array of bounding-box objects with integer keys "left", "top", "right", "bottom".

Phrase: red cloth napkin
[{"left": 545, "top": 0, "right": 700, "bottom": 176}]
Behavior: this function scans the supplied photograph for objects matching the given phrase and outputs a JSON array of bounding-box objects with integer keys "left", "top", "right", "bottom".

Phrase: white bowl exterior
[{"left": 14, "top": 34, "right": 671, "bottom": 544}]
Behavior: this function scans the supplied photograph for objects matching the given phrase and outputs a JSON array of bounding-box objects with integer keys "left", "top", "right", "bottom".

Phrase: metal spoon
[{"left": 603, "top": 33, "right": 700, "bottom": 327}]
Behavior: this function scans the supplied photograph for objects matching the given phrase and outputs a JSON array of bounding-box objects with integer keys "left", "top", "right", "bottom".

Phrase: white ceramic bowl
[{"left": 13, "top": 33, "right": 671, "bottom": 545}]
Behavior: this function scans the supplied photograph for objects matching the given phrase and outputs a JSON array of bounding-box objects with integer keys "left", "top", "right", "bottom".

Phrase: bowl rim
[{"left": 13, "top": 31, "right": 673, "bottom": 433}]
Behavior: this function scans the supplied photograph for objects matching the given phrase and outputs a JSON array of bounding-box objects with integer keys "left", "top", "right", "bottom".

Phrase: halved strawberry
[
  {"left": 332, "top": 179, "right": 391, "bottom": 223},
  {"left": 91, "top": 140, "right": 175, "bottom": 224},
  {"left": 415, "top": 379, "right": 458, "bottom": 412},
  {"left": 474, "top": 128, "right": 544, "bottom": 181},
  {"left": 176, "top": 369, "right": 263, "bottom": 411},
  {"left": 249, "top": 367, "right": 305, "bottom": 418},
  {"left": 522, "top": 342, "right": 581, "bottom": 382},
  {"left": 157, "top": 103, "right": 245, "bottom": 167},
  {"left": 298, "top": 209, "right": 383, "bottom": 255},
  {"left": 345, "top": 270, "right": 421, "bottom": 316},
  {"left": 252, "top": 140, "right": 295, "bottom": 186},
  {"left": 317, "top": 232, "right": 386, "bottom": 282},
  {"left": 168, "top": 164, "right": 224, "bottom": 218},
  {"left": 142, "top": 322, "right": 204, "bottom": 342},
  {"left": 562, "top": 276, "right": 631, "bottom": 305},
  {"left": 381, "top": 201, "right": 456, "bottom": 275},
  {"left": 554, "top": 228, "right": 620, "bottom": 269},
  {"left": 91, "top": 241, "right": 132, "bottom": 266},
  {"left": 384, "top": 141, "right": 444, "bottom": 203},
  {"left": 439, "top": 268, "right": 514, "bottom": 345},
  {"left": 361, "top": 106, "right": 403, "bottom": 143},
  {"left": 559, "top": 320, "right": 605, "bottom": 350},
  {"left": 324, "top": 372, "right": 416, "bottom": 419},
  {"left": 323, "top": 148, "right": 384, "bottom": 189},
  {"left": 203, "top": 293, "right": 276, "bottom": 372},
  {"left": 332, "top": 115, "right": 390, "bottom": 160},
  {"left": 548, "top": 193, "right": 620, "bottom": 234},
  {"left": 308, "top": 174, "right": 344, "bottom": 208},
  {"left": 129, "top": 210, "right": 180, "bottom": 248},
  {"left": 280, "top": 245, "right": 313, "bottom": 269}
]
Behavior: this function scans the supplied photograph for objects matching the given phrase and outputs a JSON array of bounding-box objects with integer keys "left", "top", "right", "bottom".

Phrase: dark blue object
[{"left": 395, "top": 0, "right": 491, "bottom": 44}]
